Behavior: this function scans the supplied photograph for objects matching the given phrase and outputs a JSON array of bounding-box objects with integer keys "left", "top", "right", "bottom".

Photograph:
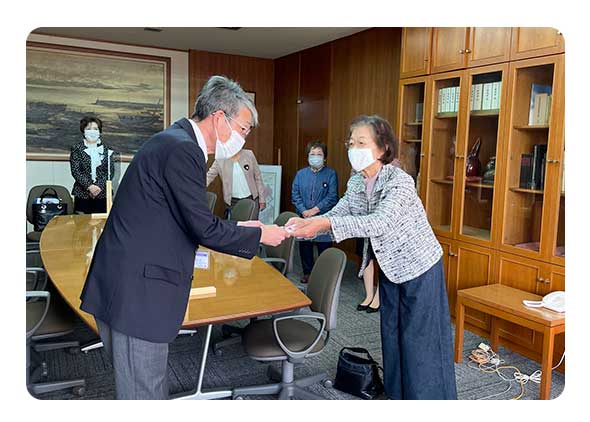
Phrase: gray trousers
[{"left": 96, "top": 318, "right": 169, "bottom": 400}]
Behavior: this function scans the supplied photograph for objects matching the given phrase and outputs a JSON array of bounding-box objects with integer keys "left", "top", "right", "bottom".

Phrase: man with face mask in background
[
  {"left": 290, "top": 140, "right": 338, "bottom": 284},
  {"left": 79, "top": 75, "right": 290, "bottom": 399}
]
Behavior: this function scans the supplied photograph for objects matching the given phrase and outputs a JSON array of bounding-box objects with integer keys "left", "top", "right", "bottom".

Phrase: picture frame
[
  {"left": 258, "top": 164, "right": 282, "bottom": 225},
  {"left": 26, "top": 42, "right": 171, "bottom": 162}
]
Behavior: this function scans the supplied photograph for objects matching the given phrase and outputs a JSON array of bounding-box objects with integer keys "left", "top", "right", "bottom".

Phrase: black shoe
[
  {"left": 300, "top": 275, "right": 310, "bottom": 284},
  {"left": 356, "top": 303, "right": 370, "bottom": 311},
  {"left": 366, "top": 305, "right": 380, "bottom": 313}
]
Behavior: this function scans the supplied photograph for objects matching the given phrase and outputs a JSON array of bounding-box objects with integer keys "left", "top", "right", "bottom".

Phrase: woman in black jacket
[{"left": 70, "top": 116, "right": 115, "bottom": 214}]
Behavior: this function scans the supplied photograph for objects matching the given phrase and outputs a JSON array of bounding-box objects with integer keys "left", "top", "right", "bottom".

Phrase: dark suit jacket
[{"left": 80, "top": 118, "right": 261, "bottom": 343}]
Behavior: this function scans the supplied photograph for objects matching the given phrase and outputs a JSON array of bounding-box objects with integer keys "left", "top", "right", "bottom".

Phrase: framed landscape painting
[
  {"left": 26, "top": 42, "right": 171, "bottom": 161},
  {"left": 258, "top": 165, "right": 282, "bottom": 225}
]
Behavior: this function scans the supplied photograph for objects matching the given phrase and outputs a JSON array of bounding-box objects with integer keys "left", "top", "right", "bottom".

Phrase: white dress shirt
[
  {"left": 231, "top": 161, "right": 252, "bottom": 199},
  {"left": 187, "top": 118, "right": 209, "bottom": 161}
]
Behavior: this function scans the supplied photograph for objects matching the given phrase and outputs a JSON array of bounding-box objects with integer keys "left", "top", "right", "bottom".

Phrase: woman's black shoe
[
  {"left": 366, "top": 305, "right": 380, "bottom": 313},
  {"left": 356, "top": 303, "right": 370, "bottom": 311}
]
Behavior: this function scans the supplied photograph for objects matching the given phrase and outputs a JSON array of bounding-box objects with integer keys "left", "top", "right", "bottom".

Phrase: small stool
[{"left": 454, "top": 284, "right": 565, "bottom": 400}]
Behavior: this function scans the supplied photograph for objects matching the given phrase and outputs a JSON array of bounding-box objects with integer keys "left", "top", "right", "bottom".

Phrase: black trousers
[
  {"left": 74, "top": 197, "right": 106, "bottom": 214},
  {"left": 299, "top": 240, "right": 332, "bottom": 275},
  {"left": 378, "top": 258, "right": 457, "bottom": 399}
]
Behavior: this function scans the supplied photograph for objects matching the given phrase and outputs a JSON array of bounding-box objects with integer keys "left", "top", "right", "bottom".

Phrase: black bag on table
[
  {"left": 32, "top": 188, "right": 68, "bottom": 232},
  {"left": 333, "top": 347, "right": 384, "bottom": 399}
]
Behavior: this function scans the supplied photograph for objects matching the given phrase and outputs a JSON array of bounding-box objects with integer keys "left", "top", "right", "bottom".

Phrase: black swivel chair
[
  {"left": 26, "top": 288, "right": 86, "bottom": 397},
  {"left": 228, "top": 197, "right": 256, "bottom": 222},
  {"left": 232, "top": 247, "right": 347, "bottom": 400},
  {"left": 206, "top": 191, "right": 217, "bottom": 213}
]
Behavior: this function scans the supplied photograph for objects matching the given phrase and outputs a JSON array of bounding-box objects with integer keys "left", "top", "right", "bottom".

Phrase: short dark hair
[
  {"left": 348, "top": 115, "right": 398, "bottom": 164},
  {"left": 305, "top": 140, "right": 328, "bottom": 159},
  {"left": 80, "top": 116, "right": 103, "bottom": 133}
]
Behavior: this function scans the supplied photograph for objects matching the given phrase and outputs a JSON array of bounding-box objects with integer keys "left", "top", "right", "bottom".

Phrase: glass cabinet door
[
  {"left": 399, "top": 79, "right": 427, "bottom": 196},
  {"left": 458, "top": 65, "right": 508, "bottom": 243},
  {"left": 426, "top": 74, "right": 464, "bottom": 236},
  {"left": 502, "top": 57, "right": 560, "bottom": 257},
  {"left": 553, "top": 148, "right": 565, "bottom": 262}
]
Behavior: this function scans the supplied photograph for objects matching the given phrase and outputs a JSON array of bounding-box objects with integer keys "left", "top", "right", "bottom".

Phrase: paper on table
[{"left": 194, "top": 250, "right": 209, "bottom": 269}]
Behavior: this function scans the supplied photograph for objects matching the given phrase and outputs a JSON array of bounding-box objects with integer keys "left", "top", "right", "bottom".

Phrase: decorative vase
[
  {"left": 482, "top": 156, "right": 496, "bottom": 185},
  {"left": 465, "top": 137, "right": 482, "bottom": 178}
]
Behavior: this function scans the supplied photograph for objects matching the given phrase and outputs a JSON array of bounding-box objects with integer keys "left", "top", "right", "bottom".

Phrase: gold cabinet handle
[
  {"left": 459, "top": 49, "right": 465, "bottom": 54},
  {"left": 547, "top": 159, "right": 560, "bottom": 164},
  {"left": 420, "top": 153, "right": 426, "bottom": 157},
  {"left": 448, "top": 252, "right": 457, "bottom": 257},
  {"left": 465, "top": 48, "right": 471, "bottom": 53},
  {"left": 536, "top": 277, "right": 550, "bottom": 284},
  {"left": 455, "top": 155, "right": 465, "bottom": 159}
]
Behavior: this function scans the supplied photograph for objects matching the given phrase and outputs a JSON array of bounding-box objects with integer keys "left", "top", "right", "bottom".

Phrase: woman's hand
[
  {"left": 301, "top": 207, "right": 320, "bottom": 218},
  {"left": 237, "top": 220, "right": 264, "bottom": 228},
  {"left": 88, "top": 184, "right": 102, "bottom": 198},
  {"left": 285, "top": 217, "right": 331, "bottom": 239}
]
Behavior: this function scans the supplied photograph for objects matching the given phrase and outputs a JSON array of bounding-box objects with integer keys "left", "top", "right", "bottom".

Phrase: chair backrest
[
  {"left": 206, "top": 191, "right": 217, "bottom": 213},
  {"left": 264, "top": 211, "right": 298, "bottom": 273},
  {"left": 306, "top": 247, "right": 346, "bottom": 332},
  {"left": 229, "top": 197, "right": 256, "bottom": 222},
  {"left": 26, "top": 185, "right": 74, "bottom": 224}
]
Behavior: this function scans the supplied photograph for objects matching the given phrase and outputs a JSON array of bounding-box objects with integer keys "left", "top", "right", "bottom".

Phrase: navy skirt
[{"left": 378, "top": 258, "right": 457, "bottom": 399}]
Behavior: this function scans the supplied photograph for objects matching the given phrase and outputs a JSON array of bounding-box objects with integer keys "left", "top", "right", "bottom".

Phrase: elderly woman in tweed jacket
[{"left": 286, "top": 115, "right": 457, "bottom": 400}]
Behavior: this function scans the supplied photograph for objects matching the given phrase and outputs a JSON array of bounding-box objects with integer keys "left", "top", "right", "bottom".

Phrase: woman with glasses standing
[
  {"left": 285, "top": 115, "right": 457, "bottom": 400},
  {"left": 70, "top": 116, "right": 115, "bottom": 214},
  {"left": 291, "top": 140, "right": 338, "bottom": 284}
]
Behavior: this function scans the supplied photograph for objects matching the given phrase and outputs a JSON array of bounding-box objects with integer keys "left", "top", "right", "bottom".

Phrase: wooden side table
[{"left": 454, "top": 284, "right": 565, "bottom": 400}]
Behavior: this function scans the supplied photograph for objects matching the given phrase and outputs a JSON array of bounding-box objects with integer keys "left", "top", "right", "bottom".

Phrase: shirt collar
[{"left": 187, "top": 119, "right": 209, "bottom": 160}]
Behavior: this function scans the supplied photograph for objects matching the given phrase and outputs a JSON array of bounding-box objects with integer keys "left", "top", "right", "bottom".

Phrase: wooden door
[
  {"left": 437, "top": 236, "right": 455, "bottom": 316},
  {"left": 510, "top": 28, "right": 565, "bottom": 61},
  {"left": 496, "top": 252, "right": 548, "bottom": 351},
  {"left": 467, "top": 27, "right": 512, "bottom": 68},
  {"left": 431, "top": 28, "right": 469, "bottom": 74},
  {"left": 455, "top": 241, "right": 495, "bottom": 330},
  {"left": 545, "top": 264, "right": 565, "bottom": 370},
  {"left": 400, "top": 27, "right": 432, "bottom": 78}
]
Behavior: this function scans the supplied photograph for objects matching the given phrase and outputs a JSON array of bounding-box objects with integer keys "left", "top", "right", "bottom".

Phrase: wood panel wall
[
  {"left": 189, "top": 50, "right": 274, "bottom": 216},
  {"left": 274, "top": 27, "right": 402, "bottom": 258}
]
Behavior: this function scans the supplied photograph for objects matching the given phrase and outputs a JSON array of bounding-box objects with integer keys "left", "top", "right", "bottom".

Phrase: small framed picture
[{"left": 246, "top": 91, "right": 256, "bottom": 105}]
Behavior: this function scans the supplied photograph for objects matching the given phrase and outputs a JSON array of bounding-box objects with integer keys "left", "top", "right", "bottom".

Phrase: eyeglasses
[
  {"left": 228, "top": 116, "right": 253, "bottom": 136},
  {"left": 344, "top": 138, "right": 370, "bottom": 149}
]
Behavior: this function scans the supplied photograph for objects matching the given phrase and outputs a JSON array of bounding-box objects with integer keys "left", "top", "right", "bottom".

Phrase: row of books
[
  {"left": 471, "top": 82, "right": 501, "bottom": 112},
  {"left": 519, "top": 144, "right": 548, "bottom": 191},
  {"left": 528, "top": 84, "right": 552, "bottom": 125},
  {"left": 437, "top": 82, "right": 502, "bottom": 114}
]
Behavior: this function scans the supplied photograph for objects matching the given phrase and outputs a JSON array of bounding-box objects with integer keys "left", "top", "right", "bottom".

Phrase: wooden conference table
[{"left": 39, "top": 215, "right": 311, "bottom": 400}]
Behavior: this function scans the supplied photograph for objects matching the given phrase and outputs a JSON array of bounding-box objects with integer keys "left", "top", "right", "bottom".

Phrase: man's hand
[
  {"left": 259, "top": 202, "right": 266, "bottom": 211},
  {"left": 260, "top": 224, "right": 290, "bottom": 246},
  {"left": 237, "top": 220, "right": 264, "bottom": 228},
  {"left": 285, "top": 217, "right": 331, "bottom": 239},
  {"left": 88, "top": 184, "right": 101, "bottom": 198}
]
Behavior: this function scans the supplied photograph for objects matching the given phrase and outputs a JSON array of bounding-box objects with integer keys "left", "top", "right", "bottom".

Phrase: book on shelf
[
  {"left": 532, "top": 144, "right": 548, "bottom": 190},
  {"left": 533, "top": 93, "right": 549, "bottom": 125},
  {"left": 437, "top": 89, "right": 442, "bottom": 113},
  {"left": 471, "top": 84, "right": 483, "bottom": 111},
  {"left": 449, "top": 87, "right": 455, "bottom": 113},
  {"left": 454, "top": 86, "right": 460, "bottom": 113},
  {"left": 482, "top": 83, "right": 493, "bottom": 110},
  {"left": 519, "top": 153, "right": 534, "bottom": 189},
  {"left": 491, "top": 81, "right": 501, "bottom": 110},
  {"left": 416, "top": 102, "right": 424, "bottom": 122},
  {"left": 528, "top": 83, "right": 552, "bottom": 125}
]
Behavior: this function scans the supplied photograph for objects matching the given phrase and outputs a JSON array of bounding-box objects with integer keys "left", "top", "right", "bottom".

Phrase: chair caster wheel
[
  {"left": 233, "top": 395, "right": 244, "bottom": 400},
  {"left": 221, "top": 325, "right": 233, "bottom": 339},
  {"left": 73, "top": 386, "right": 85, "bottom": 396},
  {"left": 322, "top": 379, "right": 333, "bottom": 389}
]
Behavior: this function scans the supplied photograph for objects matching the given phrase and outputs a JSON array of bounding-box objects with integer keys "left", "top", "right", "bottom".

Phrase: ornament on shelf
[
  {"left": 465, "top": 137, "right": 482, "bottom": 177},
  {"left": 482, "top": 156, "right": 496, "bottom": 185}
]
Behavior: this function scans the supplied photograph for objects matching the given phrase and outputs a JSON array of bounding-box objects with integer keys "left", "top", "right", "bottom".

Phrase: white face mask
[
  {"left": 214, "top": 115, "right": 245, "bottom": 159},
  {"left": 84, "top": 129, "right": 100, "bottom": 143},
  {"left": 348, "top": 148, "right": 376, "bottom": 172}
]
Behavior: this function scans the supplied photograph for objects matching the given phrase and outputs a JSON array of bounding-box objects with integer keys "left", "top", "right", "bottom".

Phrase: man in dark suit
[{"left": 79, "top": 75, "right": 289, "bottom": 399}]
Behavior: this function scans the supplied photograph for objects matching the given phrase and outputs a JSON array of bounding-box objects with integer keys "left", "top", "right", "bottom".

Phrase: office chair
[
  {"left": 228, "top": 197, "right": 256, "bottom": 222},
  {"left": 26, "top": 185, "right": 74, "bottom": 243},
  {"left": 26, "top": 289, "right": 86, "bottom": 397},
  {"left": 213, "top": 211, "right": 299, "bottom": 356},
  {"left": 206, "top": 191, "right": 217, "bottom": 213},
  {"left": 232, "top": 247, "right": 346, "bottom": 400}
]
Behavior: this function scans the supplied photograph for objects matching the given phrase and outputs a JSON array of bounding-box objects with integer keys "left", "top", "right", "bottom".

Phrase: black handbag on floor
[
  {"left": 32, "top": 188, "right": 68, "bottom": 232},
  {"left": 333, "top": 347, "right": 384, "bottom": 399}
]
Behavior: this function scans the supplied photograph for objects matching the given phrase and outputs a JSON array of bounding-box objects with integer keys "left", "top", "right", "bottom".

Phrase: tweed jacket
[
  {"left": 206, "top": 149, "right": 265, "bottom": 206},
  {"left": 322, "top": 164, "right": 442, "bottom": 284},
  {"left": 70, "top": 140, "right": 115, "bottom": 200}
]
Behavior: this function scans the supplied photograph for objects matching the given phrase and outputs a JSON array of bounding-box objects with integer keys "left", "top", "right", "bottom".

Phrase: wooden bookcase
[{"left": 398, "top": 28, "right": 565, "bottom": 365}]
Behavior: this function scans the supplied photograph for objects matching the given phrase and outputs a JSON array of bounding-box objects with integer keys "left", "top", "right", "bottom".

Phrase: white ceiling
[{"left": 32, "top": 27, "right": 370, "bottom": 59}]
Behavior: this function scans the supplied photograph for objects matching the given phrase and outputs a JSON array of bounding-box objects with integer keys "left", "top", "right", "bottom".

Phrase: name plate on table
[{"left": 194, "top": 250, "right": 210, "bottom": 269}]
